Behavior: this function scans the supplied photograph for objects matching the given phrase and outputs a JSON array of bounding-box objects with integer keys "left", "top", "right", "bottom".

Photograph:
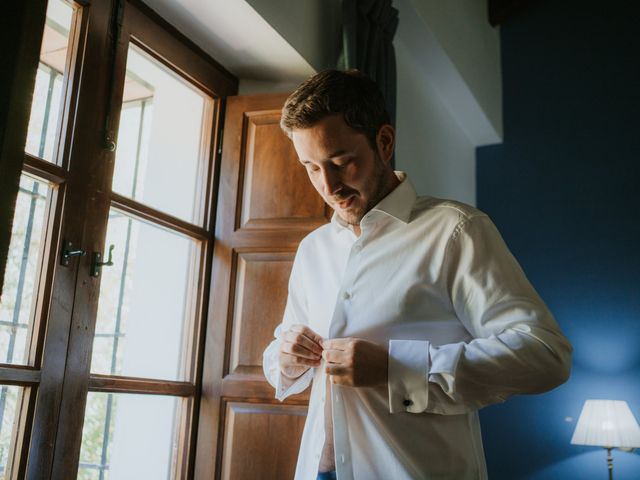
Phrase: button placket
[
  {"left": 339, "top": 237, "right": 362, "bottom": 306},
  {"left": 328, "top": 233, "right": 359, "bottom": 338},
  {"left": 331, "top": 386, "right": 354, "bottom": 480}
]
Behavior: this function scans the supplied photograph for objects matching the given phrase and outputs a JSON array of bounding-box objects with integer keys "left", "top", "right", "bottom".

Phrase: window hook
[
  {"left": 91, "top": 244, "right": 115, "bottom": 277},
  {"left": 61, "top": 240, "right": 86, "bottom": 266}
]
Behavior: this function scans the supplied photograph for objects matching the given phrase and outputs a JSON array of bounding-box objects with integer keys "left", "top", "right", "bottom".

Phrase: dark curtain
[{"left": 340, "top": 0, "right": 399, "bottom": 125}]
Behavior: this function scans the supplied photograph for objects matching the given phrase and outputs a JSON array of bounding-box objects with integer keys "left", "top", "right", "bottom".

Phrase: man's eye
[{"left": 335, "top": 159, "right": 352, "bottom": 168}]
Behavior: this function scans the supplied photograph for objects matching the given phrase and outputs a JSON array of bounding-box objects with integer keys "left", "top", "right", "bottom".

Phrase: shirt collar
[
  {"left": 371, "top": 171, "right": 417, "bottom": 223},
  {"left": 330, "top": 171, "right": 417, "bottom": 232}
]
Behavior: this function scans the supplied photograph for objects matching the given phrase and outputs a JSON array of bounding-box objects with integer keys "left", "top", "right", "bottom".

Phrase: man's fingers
[
  {"left": 280, "top": 340, "right": 321, "bottom": 360},
  {"left": 282, "top": 328, "right": 323, "bottom": 356},
  {"left": 290, "top": 324, "right": 323, "bottom": 342},
  {"left": 280, "top": 352, "right": 321, "bottom": 367},
  {"left": 281, "top": 332, "right": 322, "bottom": 357},
  {"left": 322, "top": 348, "right": 350, "bottom": 365},
  {"left": 330, "top": 375, "right": 352, "bottom": 386},
  {"left": 289, "top": 325, "right": 324, "bottom": 350},
  {"left": 325, "top": 364, "right": 349, "bottom": 377},
  {"left": 321, "top": 337, "right": 352, "bottom": 351},
  {"left": 327, "top": 365, "right": 353, "bottom": 386}
]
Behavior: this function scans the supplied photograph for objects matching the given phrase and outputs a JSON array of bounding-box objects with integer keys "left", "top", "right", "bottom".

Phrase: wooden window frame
[{"left": 0, "top": 0, "right": 237, "bottom": 478}]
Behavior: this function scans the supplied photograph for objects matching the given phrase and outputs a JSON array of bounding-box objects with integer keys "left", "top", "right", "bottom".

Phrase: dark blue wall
[{"left": 477, "top": 0, "right": 640, "bottom": 479}]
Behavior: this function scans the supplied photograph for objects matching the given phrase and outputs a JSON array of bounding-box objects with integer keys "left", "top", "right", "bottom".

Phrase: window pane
[
  {"left": 25, "top": 0, "right": 74, "bottom": 163},
  {"left": 91, "top": 209, "right": 199, "bottom": 381},
  {"left": 0, "top": 175, "right": 51, "bottom": 366},
  {"left": 112, "top": 45, "right": 212, "bottom": 224},
  {"left": 0, "top": 386, "right": 24, "bottom": 479},
  {"left": 78, "top": 392, "right": 181, "bottom": 479}
]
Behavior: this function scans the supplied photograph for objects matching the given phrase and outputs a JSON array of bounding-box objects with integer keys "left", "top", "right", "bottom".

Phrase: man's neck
[{"left": 352, "top": 172, "right": 401, "bottom": 238}]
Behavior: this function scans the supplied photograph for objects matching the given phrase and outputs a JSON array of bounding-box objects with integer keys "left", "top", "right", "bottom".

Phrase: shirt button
[
  {"left": 342, "top": 291, "right": 351, "bottom": 300},
  {"left": 353, "top": 244, "right": 361, "bottom": 253},
  {"left": 341, "top": 454, "right": 346, "bottom": 464},
  {"left": 403, "top": 398, "right": 413, "bottom": 407}
]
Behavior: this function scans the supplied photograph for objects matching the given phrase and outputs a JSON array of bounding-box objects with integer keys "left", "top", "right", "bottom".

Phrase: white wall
[
  {"left": 393, "top": 0, "right": 502, "bottom": 147},
  {"left": 408, "top": 0, "right": 502, "bottom": 141},
  {"left": 142, "top": 0, "right": 315, "bottom": 83},
  {"left": 394, "top": 41, "right": 476, "bottom": 204},
  {"left": 244, "top": 0, "right": 342, "bottom": 72},
  {"left": 237, "top": 79, "right": 302, "bottom": 96}
]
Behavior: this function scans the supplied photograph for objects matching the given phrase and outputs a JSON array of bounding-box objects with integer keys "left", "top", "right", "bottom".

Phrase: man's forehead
[
  {"left": 292, "top": 129, "right": 353, "bottom": 160},
  {"left": 291, "top": 114, "right": 363, "bottom": 139}
]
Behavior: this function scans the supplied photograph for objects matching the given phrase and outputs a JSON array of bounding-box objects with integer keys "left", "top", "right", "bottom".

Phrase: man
[{"left": 262, "top": 70, "right": 572, "bottom": 480}]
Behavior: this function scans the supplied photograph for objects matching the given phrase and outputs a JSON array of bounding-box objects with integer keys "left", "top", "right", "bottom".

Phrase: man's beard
[{"left": 332, "top": 153, "right": 389, "bottom": 226}]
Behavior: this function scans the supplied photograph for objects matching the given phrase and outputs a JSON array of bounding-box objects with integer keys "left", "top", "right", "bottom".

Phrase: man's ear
[{"left": 376, "top": 124, "right": 395, "bottom": 165}]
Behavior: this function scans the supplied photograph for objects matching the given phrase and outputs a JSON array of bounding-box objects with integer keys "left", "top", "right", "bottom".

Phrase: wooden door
[{"left": 195, "top": 93, "right": 331, "bottom": 479}]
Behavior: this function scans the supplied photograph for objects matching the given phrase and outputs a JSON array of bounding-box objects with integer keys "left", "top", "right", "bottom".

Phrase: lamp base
[{"left": 606, "top": 447, "right": 613, "bottom": 480}]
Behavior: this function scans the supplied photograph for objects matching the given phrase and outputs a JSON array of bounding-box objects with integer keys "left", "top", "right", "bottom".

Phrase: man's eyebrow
[
  {"left": 300, "top": 150, "right": 354, "bottom": 164},
  {"left": 327, "top": 149, "right": 349, "bottom": 159}
]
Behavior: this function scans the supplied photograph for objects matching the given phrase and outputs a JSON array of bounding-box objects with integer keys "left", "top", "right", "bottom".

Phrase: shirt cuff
[
  {"left": 428, "top": 343, "right": 464, "bottom": 401},
  {"left": 275, "top": 367, "right": 314, "bottom": 401},
  {"left": 388, "top": 339, "right": 430, "bottom": 413}
]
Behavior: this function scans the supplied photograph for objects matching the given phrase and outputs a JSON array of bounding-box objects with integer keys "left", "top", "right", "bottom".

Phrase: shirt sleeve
[
  {"left": 388, "top": 214, "right": 572, "bottom": 414},
  {"left": 262, "top": 241, "right": 316, "bottom": 401}
]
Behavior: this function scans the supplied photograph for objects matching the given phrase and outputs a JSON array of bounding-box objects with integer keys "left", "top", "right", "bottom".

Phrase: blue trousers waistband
[{"left": 316, "top": 471, "right": 337, "bottom": 480}]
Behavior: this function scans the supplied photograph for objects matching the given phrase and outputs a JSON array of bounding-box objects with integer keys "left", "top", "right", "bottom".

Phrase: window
[
  {"left": 0, "top": 174, "right": 51, "bottom": 367},
  {"left": 24, "top": 0, "right": 73, "bottom": 164},
  {"left": 0, "top": 0, "right": 236, "bottom": 477}
]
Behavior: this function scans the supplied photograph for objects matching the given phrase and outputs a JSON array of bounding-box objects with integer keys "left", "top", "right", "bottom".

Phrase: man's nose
[{"left": 320, "top": 167, "right": 341, "bottom": 196}]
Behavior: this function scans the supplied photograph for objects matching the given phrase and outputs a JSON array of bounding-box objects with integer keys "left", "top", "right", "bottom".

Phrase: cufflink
[{"left": 403, "top": 398, "right": 413, "bottom": 407}]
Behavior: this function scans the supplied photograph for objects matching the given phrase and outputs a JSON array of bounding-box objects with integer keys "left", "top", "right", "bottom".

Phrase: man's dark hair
[{"left": 280, "top": 69, "right": 391, "bottom": 147}]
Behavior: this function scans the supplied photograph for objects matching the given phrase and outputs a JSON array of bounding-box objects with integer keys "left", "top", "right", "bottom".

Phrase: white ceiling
[{"left": 142, "top": 0, "right": 315, "bottom": 82}]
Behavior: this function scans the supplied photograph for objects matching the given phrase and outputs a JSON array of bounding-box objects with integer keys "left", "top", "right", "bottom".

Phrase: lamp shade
[{"left": 571, "top": 400, "right": 640, "bottom": 449}]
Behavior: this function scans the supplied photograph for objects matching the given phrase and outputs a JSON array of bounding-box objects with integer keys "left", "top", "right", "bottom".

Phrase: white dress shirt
[{"left": 263, "top": 173, "right": 572, "bottom": 480}]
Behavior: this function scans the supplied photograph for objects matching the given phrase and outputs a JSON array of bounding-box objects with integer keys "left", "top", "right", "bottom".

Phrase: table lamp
[{"left": 571, "top": 400, "right": 640, "bottom": 480}]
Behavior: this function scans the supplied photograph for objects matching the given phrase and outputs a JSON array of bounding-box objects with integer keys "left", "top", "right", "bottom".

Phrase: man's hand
[
  {"left": 322, "top": 338, "right": 388, "bottom": 387},
  {"left": 279, "top": 325, "right": 323, "bottom": 379}
]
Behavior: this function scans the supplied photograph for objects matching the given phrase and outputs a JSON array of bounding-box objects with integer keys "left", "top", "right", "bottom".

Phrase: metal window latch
[
  {"left": 91, "top": 244, "right": 115, "bottom": 277},
  {"left": 61, "top": 240, "right": 86, "bottom": 266}
]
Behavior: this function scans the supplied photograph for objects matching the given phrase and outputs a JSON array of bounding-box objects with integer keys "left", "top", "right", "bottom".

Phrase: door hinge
[{"left": 217, "top": 128, "right": 224, "bottom": 156}]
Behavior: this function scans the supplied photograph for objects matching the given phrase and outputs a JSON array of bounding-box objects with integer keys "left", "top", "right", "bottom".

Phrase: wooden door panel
[
  {"left": 220, "top": 402, "right": 306, "bottom": 480},
  {"left": 196, "top": 92, "right": 327, "bottom": 479},
  {"left": 238, "top": 109, "right": 327, "bottom": 231},
  {"left": 228, "top": 250, "right": 293, "bottom": 376}
]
